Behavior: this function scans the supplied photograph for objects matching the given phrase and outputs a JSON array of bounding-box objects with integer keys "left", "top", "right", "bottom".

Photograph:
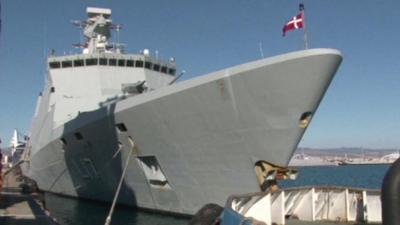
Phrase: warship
[{"left": 22, "top": 7, "right": 342, "bottom": 215}]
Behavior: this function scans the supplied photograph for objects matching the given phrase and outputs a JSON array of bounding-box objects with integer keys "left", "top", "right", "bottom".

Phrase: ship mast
[{"left": 72, "top": 7, "right": 123, "bottom": 54}]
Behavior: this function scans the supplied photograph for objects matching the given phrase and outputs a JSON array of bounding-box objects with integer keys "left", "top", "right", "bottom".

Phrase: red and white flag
[{"left": 282, "top": 13, "right": 304, "bottom": 36}]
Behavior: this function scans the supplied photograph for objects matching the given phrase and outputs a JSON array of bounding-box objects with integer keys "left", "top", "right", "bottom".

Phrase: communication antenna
[
  {"left": 112, "top": 24, "right": 123, "bottom": 45},
  {"left": 258, "top": 41, "right": 264, "bottom": 58}
]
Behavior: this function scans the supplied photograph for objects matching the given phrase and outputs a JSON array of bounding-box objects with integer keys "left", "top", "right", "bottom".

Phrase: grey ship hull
[{"left": 26, "top": 49, "right": 342, "bottom": 215}]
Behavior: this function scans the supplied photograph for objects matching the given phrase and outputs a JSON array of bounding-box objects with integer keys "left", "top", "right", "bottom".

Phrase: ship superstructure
[{"left": 24, "top": 7, "right": 342, "bottom": 215}]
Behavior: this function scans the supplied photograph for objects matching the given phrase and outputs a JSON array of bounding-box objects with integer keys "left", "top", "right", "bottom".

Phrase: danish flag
[{"left": 282, "top": 13, "right": 304, "bottom": 36}]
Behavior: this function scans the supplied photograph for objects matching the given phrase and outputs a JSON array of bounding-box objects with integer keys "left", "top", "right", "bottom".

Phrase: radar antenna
[{"left": 71, "top": 7, "right": 124, "bottom": 54}]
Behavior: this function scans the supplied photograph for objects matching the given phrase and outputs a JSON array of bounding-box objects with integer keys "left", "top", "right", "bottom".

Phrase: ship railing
[{"left": 221, "top": 186, "right": 381, "bottom": 225}]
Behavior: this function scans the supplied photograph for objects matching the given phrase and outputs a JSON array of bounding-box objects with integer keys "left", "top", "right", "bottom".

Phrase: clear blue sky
[{"left": 0, "top": 0, "right": 399, "bottom": 149}]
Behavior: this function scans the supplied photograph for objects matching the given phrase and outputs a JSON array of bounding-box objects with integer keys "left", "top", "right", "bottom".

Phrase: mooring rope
[{"left": 104, "top": 139, "right": 134, "bottom": 225}]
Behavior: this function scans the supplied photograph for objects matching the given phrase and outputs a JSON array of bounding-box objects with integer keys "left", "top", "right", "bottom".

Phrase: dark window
[
  {"left": 145, "top": 61, "right": 152, "bottom": 69},
  {"left": 62, "top": 61, "right": 72, "bottom": 68},
  {"left": 60, "top": 138, "right": 67, "bottom": 146},
  {"left": 126, "top": 60, "right": 134, "bottom": 67},
  {"left": 50, "top": 87, "right": 55, "bottom": 93},
  {"left": 49, "top": 61, "right": 61, "bottom": 69},
  {"left": 74, "top": 59, "right": 84, "bottom": 67},
  {"left": 118, "top": 59, "right": 126, "bottom": 67},
  {"left": 109, "top": 59, "right": 117, "bottom": 66},
  {"left": 99, "top": 58, "right": 108, "bottom": 65},
  {"left": 153, "top": 64, "right": 160, "bottom": 72},
  {"left": 74, "top": 132, "right": 83, "bottom": 140},
  {"left": 116, "top": 123, "right": 128, "bottom": 132},
  {"left": 168, "top": 68, "right": 176, "bottom": 75},
  {"left": 86, "top": 58, "right": 98, "bottom": 66},
  {"left": 135, "top": 60, "right": 144, "bottom": 68},
  {"left": 161, "top": 66, "right": 167, "bottom": 73}
]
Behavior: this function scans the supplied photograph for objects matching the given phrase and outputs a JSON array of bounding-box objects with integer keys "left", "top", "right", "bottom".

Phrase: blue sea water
[
  {"left": 280, "top": 164, "right": 390, "bottom": 189},
  {"left": 45, "top": 164, "right": 391, "bottom": 225}
]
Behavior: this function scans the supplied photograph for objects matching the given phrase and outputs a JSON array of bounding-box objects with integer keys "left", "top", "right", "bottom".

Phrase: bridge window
[
  {"left": 62, "top": 61, "right": 72, "bottom": 68},
  {"left": 161, "top": 66, "right": 167, "bottom": 73},
  {"left": 49, "top": 61, "right": 61, "bottom": 69},
  {"left": 136, "top": 60, "right": 144, "bottom": 68},
  {"left": 118, "top": 59, "right": 126, "bottom": 67},
  {"left": 86, "top": 58, "right": 98, "bottom": 66},
  {"left": 168, "top": 68, "right": 176, "bottom": 75},
  {"left": 126, "top": 60, "right": 134, "bottom": 67},
  {"left": 153, "top": 64, "right": 160, "bottom": 72},
  {"left": 74, "top": 59, "right": 84, "bottom": 67},
  {"left": 145, "top": 61, "right": 152, "bottom": 69},
  {"left": 99, "top": 58, "right": 108, "bottom": 65},
  {"left": 109, "top": 59, "right": 117, "bottom": 66}
]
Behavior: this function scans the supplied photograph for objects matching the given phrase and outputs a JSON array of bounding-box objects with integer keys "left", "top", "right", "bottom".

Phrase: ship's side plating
[{"left": 25, "top": 7, "right": 342, "bottom": 215}]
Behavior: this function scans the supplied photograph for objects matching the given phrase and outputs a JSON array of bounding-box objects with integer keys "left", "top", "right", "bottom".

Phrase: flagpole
[{"left": 300, "top": 3, "right": 309, "bottom": 49}]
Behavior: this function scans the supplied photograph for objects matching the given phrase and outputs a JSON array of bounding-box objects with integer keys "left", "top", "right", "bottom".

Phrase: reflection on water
[{"left": 45, "top": 193, "right": 189, "bottom": 225}]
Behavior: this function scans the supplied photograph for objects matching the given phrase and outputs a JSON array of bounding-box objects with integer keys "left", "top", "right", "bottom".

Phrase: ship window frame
[
  {"left": 126, "top": 60, "right": 134, "bottom": 67},
  {"left": 145, "top": 61, "right": 152, "bottom": 69},
  {"left": 50, "top": 87, "right": 55, "bottom": 93},
  {"left": 74, "top": 132, "right": 84, "bottom": 140},
  {"left": 168, "top": 68, "right": 176, "bottom": 75},
  {"left": 135, "top": 60, "right": 144, "bottom": 68},
  {"left": 49, "top": 61, "right": 61, "bottom": 69},
  {"left": 99, "top": 58, "right": 108, "bottom": 65},
  {"left": 74, "top": 59, "right": 84, "bottom": 67},
  {"left": 161, "top": 66, "right": 167, "bottom": 74},
  {"left": 118, "top": 59, "right": 126, "bottom": 67},
  {"left": 153, "top": 64, "right": 160, "bottom": 72},
  {"left": 62, "top": 60, "right": 72, "bottom": 68},
  {"left": 109, "top": 58, "right": 117, "bottom": 66},
  {"left": 85, "top": 58, "right": 98, "bottom": 66}
]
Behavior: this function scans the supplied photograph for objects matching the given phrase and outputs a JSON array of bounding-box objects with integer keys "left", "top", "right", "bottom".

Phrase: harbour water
[{"left": 44, "top": 164, "right": 390, "bottom": 225}]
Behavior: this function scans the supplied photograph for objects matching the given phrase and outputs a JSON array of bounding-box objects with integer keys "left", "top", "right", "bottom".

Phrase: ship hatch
[
  {"left": 299, "top": 112, "right": 313, "bottom": 128},
  {"left": 137, "top": 156, "right": 171, "bottom": 189}
]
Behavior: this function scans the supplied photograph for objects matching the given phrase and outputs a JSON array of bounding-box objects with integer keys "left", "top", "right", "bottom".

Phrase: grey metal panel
[{"left": 26, "top": 48, "right": 342, "bottom": 215}]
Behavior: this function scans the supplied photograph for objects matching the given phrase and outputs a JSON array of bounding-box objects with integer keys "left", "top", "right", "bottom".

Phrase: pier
[{"left": 0, "top": 169, "right": 59, "bottom": 225}]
